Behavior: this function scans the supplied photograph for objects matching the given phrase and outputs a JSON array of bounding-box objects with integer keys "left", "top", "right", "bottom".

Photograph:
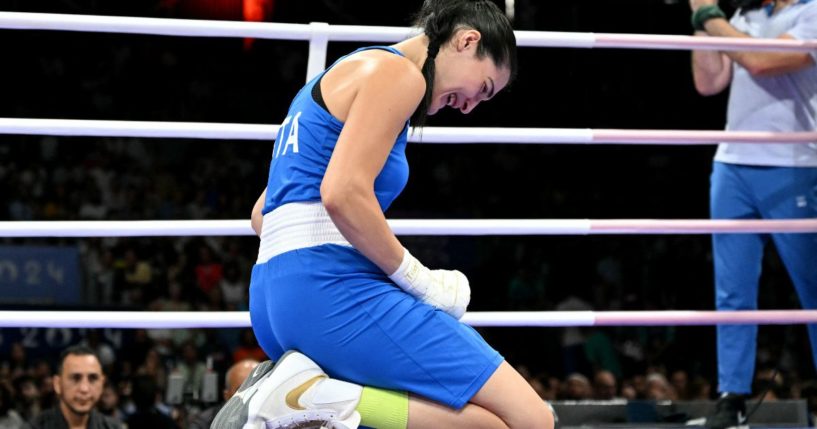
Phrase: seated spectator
[
  {"left": 584, "top": 329, "right": 622, "bottom": 379},
  {"left": 563, "top": 373, "right": 593, "bottom": 400},
  {"left": 752, "top": 368, "right": 786, "bottom": 402},
  {"left": 119, "top": 248, "right": 153, "bottom": 306},
  {"left": 136, "top": 348, "right": 168, "bottom": 394},
  {"left": 12, "top": 376, "right": 41, "bottom": 422},
  {"left": 645, "top": 372, "right": 676, "bottom": 401},
  {"left": 526, "top": 372, "right": 559, "bottom": 402},
  {"left": 231, "top": 330, "right": 266, "bottom": 364},
  {"left": 687, "top": 376, "right": 712, "bottom": 401},
  {"left": 4, "top": 344, "right": 29, "bottom": 381},
  {"left": 174, "top": 342, "right": 206, "bottom": 400},
  {"left": 800, "top": 381, "right": 817, "bottom": 426},
  {"left": 27, "top": 345, "right": 121, "bottom": 429},
  {"left": 219, "top": 262, "right": 245, "bottom": 310},
  {"left": 620, "top": 379, "right": 638, "bottom": 401},
  {"left": 79, "top": 331, "right": 116, "bottom": 375},
  {"left": 0, "top": 381, "right": 24, "bottom": 429},
  {"left": 125, "top": 375, "right": 177, "bottom": 429},
  {"left": 96, "top": 384, "right": 125, "bottom": 423},
  {"left": 593, "top": 370, "right": 619, "bottom": 400},
  {"left": 629, "top": 374, "right": 648, "bottom": 400},
  {"left": 194, "top": 245, "right": 222, "bottom": 299},
  {"left": 670, "top": 369, "right": 689, "bottom": 400}
]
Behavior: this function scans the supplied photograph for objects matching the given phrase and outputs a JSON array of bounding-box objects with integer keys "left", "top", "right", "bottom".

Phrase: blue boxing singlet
[
  {"left": 262, "top": 46, "right": 410, "bottom": 215},
  {"left": 249, "top": 47, "right": 503, "bottom": 411}
]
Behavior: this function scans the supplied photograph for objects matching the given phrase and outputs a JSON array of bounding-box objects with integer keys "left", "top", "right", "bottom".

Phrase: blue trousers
[{"left": 711, "top": 162, "right": 817, "bottom": 394}]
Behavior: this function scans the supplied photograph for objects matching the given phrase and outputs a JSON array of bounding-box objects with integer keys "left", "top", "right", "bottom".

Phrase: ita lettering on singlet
[{"left": 274, "top": 111, "right": 302, "bottom": 159}]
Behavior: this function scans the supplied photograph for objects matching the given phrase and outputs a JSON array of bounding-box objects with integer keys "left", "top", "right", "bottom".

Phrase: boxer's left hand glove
[{"left": 388, "top": 248, "right": 471, "bottom": 319}]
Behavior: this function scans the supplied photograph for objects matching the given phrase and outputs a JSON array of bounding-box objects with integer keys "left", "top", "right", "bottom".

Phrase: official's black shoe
[{"left": 704, "top": 393, "right": 748, "bottom": 429}]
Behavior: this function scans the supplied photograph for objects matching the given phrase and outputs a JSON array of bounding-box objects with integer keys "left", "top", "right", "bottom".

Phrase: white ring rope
[
  {"left": 2, "top": 310, "right": 817, "bottom": 328},
  {"left": 1, "top": 12, "right": 816, "bottom": 52},
  {"left": 0, "top": 118, "right": 279, "bottom": 140},
  {"left": 2, "top": 219, "right": 816, "bottom": 237},
  {"left": 2, "top": 118, "right": 816, "bottom": 144}
]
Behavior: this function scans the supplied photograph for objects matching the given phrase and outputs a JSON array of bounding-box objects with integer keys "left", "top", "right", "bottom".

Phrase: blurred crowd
[
  {"left": 2, "top": 333, "right": 817, "bottom": 428},
  {"left": 0, "top": 332, "right": 266, "bottom": 428}
]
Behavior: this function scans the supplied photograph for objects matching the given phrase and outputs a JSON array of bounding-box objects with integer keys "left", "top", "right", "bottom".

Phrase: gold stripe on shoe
[{"left": 286, "top": 375, "right": 325, "bottom": 410}]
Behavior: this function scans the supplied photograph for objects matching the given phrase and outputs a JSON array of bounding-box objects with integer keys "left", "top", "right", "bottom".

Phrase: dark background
[{"left": 0, "top": 0, "right": 811, "bottom": 401}]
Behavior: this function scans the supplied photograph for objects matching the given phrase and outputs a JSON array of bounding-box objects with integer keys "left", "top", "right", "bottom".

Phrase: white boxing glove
[{"left": 388, "top": 248, "right": 471, "bottom": 319}]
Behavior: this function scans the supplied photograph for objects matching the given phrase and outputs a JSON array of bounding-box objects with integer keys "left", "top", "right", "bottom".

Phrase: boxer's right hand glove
[{"left": 388, "top": 248, "right": 471, "bottom": 319}]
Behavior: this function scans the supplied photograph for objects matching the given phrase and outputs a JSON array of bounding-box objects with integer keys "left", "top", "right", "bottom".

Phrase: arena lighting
[
  {"left": 158, "top": 0, "right": 275, "bottom": 49},
  {"left": 243, "top": 0, "right": 275, "bottom": 49}
]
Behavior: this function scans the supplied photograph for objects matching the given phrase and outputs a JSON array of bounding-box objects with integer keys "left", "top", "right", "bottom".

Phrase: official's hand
[
  {"left": 389, "top": 249, "right": 471, "bottom": 319},
  {"left": 690, "top": 0, "right": 717, "bottom": 12}
]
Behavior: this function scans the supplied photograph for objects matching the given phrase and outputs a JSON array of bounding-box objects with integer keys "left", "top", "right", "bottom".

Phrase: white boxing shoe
[{"left": 235, "top": 351, "right": 362, "bottom": 429}]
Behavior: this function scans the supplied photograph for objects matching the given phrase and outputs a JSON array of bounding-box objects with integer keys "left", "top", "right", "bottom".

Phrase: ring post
[{"left": 307, "top": 22, "right": 330, "bottom": 82}]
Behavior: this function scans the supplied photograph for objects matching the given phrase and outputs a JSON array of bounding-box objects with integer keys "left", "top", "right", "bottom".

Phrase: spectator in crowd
[
  {"left": 219, "top": 262, "right": 246, "bottom": 310},
  {"left": 125, "top": 375, "right": 177, "bottom": 429},
  {"left": 645, "top": 372, "right": 677, "bottom": 401},
  {"left": 79, "top": 331, "right": 115, "bottom": 376},
  {"left": 186, "top": 359, "right": 258, "bottom": 429},
  {"left": 4, "top": 345, "right": 29, "bottom": 382},
  {"left": 148, "top": 282, "right": 197, "bottom": 348},
  {"left": 231, "top": 330, "right": 266, "bottom": 364},
  {"left": 563, "top": 373, "right": 593, "bottom": 400},
  {"left": 136, "top": 348, "right": 169, "bottom": 394},
  {"left": 119, "top": 330, "right": 152, "bottom": 377},
  {"left": 150, "top": 283, "right": 192, "bottom": 314},
  {"left": 506, "top": 266, "right": 545, "bottom": 310},
  {"left": 627, "top": 374, "right": 648, "bottom": 400},
  {"left": 28, "top": 345, "right": 121, "bottom": 429},
  {"left": 800, "top": 381, "right": 817, "bottom": 426},
  {"left": 11, "top": 376, "right": 41, "bottom": 423},
  {"left": 620, "top": 380, "right": 638, "bottom": 401},
  {"left": 193, "top": 245, "right": 222, "bottom": 300},
  {"left": 96, "top": 385, "right": 125, "bottom": 423},
  {"left": 584, "top": 329, "right": 623, "bottom": 379},
  {"left": 83, "top": 242, "right": 116, "bottom": 305},
  {"left": 120, "top": 248, "right": 153, "bottom": 306},
  {"left": 593, "top": 370, "right": 619, "bottom": 400},
  {"left": 752, "top": 368, "right": 786, "bottom": 401},
  {"left": 670, "top": 369, "right": 690, "bottom": 400},
  {"left": 556, "top": 294, "right": 593, "bottom": 376},
  {"left": 174, "top": 342, "right": 206, "bottom": 400},
  {"left": 0, "top": 381, "right": 24, "bottom": 429},
  {"left": 688, "top": 376, "right": 713, "bottom": 401}
]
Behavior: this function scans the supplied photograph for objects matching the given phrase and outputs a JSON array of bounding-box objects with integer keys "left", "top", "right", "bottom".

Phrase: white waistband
[{"left": 256, "top": 202, "right": 352, "bottom": 264}]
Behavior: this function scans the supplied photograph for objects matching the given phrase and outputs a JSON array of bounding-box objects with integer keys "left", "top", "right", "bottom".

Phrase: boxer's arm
[{"left": 251, "top": 188, "right": 266, "bottom": 237}]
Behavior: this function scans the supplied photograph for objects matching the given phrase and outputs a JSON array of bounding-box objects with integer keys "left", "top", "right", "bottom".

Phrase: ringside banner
[{"left": 0, "top": 246, "right": 81, "bottom": 305}]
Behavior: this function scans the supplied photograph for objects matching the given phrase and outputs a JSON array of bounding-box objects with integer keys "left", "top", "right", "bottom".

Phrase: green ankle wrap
[{"left": 356, "top": 387, "right": 409, "bottom": 429}]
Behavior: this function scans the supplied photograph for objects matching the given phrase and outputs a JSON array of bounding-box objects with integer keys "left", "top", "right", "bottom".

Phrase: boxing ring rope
[
  {"left": 2, "top": 11, "right": 815, "bottom": 52},
  {"left": 2, "top": 310, "right": 817, "bottom": 329},
  {"left": 3, "top": 219, "right": 817, "bottom": 237},
  {"left": 1, "top": 118, "right": 816, "bottom": 144},
  {"left": 2, "top": 11, "right": 816, "bottom": 79}
]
